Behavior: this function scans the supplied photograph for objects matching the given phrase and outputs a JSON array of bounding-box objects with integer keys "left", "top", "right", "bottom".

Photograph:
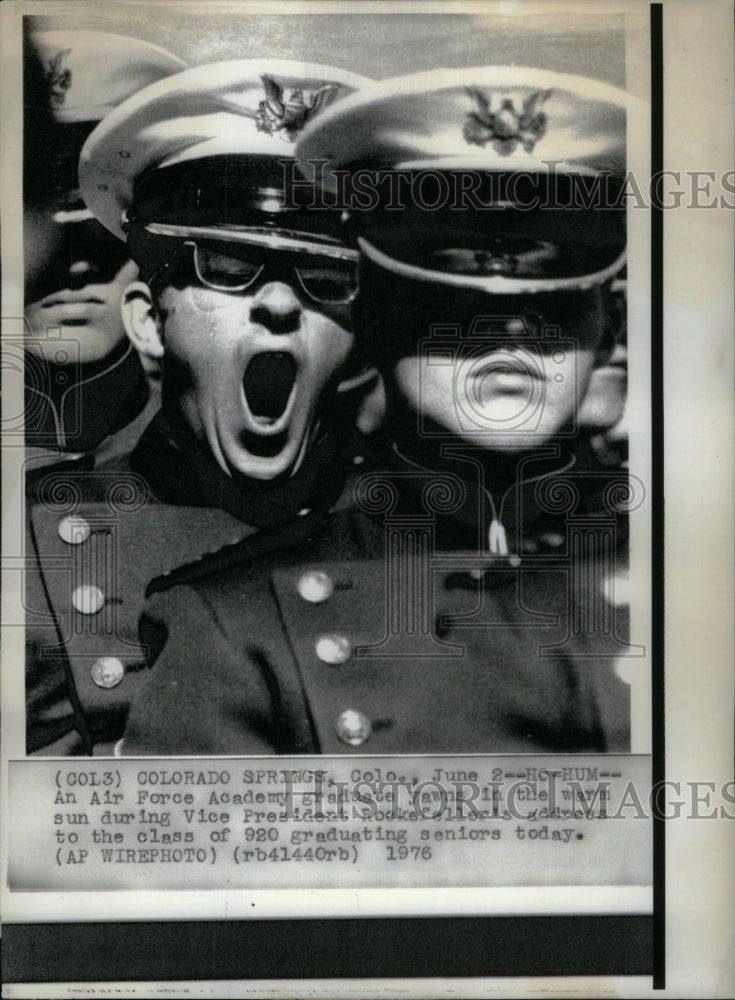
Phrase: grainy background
[{"left": 27, "top": 7, "right": 629, "bottom": 87}]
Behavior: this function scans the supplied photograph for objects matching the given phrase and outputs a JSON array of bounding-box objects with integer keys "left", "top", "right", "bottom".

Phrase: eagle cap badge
[
  {"left": 45, "top": 48, "right": 73, "bottom": 107},
  {"left": 255, "top": 74, "right": 340, "bottom": 141},
  {"left": 463, "top": 88, "right": 552, "bottom": 156}
]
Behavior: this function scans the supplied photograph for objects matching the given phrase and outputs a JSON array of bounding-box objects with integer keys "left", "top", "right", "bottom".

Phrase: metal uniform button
[
  {"left": 58, "top": 515, "right": 91, "bottom": 545},
  {"left": 315, "top": 634, "right": 352, "bottom": 665},
  {"left": 603, "top": 569, "right": 630, "bottom": 608},
  {"left": 336, "top": 709, "right": 372, "bottom": 747},
  {"left": 297, "top": 571, "right": 334, "bottom": 604},
  {"left": 91, "top": 656, "right": 125, "bottom": 689},
  {"left": 72, "top": 584, "right": 105, "bottom": 615},
  {"left": 541, "top": 532, "right": 564, "bottom": 549}
]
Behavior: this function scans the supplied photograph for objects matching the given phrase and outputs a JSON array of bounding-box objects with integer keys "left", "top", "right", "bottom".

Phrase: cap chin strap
[
  {"left": 336, "top": 366, "right": 378, "bottom": 394},
  {"left": 358, "top": 236, "right": 626, "bottom": 294},
  {"left": 143, "top": 222, "right": 358, "bottom": 261}
]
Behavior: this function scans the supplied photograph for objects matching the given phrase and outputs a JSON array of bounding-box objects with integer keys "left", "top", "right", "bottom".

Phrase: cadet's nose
[
  {"left": 249, "top": 281, "right": 302, "bottom": 335},
  {"left": 67, "top": 259, "right": 101, "bottom": 289}
]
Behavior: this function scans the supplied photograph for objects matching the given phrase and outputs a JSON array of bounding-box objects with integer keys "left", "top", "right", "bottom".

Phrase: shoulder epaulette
[{"left": 144, "top": 506, "right": 332, "bottom": 598}]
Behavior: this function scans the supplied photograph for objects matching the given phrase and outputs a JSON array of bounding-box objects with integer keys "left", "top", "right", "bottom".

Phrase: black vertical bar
[{"left": 650, "top": 2, "right": 665, "bottom": 991}]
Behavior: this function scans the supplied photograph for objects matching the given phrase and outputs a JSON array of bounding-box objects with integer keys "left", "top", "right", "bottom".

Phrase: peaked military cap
[
  {"left": 296, "top": 66, "right": 647, "bottom": 294},
  {"left": 31, "top": 30, "right": 186, "bottom": 220},
  {"left": 32, "top": 31, "right": 187, "bottom": 123},
  {"left": 79, "top": 59, "right": 371, "bottom": 276}
]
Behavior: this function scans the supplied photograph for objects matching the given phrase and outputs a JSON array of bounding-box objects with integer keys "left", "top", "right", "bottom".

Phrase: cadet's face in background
[
  {"left": 25, "top": 217, "right": 138, "bottom": 364},
  {"left": 373, "top": 281, "right": 611, "bottom": 453},
  {"left": 578, "top": 341, "right": 627, "bottom": 430},
  {"left": 153, "top": 264, "right": 353, "bottom": 481}
]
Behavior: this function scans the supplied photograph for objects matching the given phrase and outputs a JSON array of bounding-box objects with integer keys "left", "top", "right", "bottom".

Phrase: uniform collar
[
  {"left": 385, "top": 441, "right": 578, "bottom": 555},
  {"left": 24, "top": 340, "right": 149, "bottom": 454},
  {"left": 130, "top": 408, "right": 346, "bottom": 528}
]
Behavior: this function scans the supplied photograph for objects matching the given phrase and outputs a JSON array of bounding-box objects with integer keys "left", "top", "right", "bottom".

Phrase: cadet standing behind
[
  {"left": 27, "top": 60, "right": 369, "bottom": 755},
  {"left": 24, "top": 32, "right": 186, "bottom": 462},
  {"left": 118, "top": 67, "right": 642, "bottom": 756}
]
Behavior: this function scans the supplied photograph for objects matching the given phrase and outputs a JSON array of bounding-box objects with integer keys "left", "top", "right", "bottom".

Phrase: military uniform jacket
[
  {"left": 25, "top": 411, "right": 346, "bottom": 755},
  {"left": 120, "top": 451, "right": 634, "bottom": 756},
  {"left": 25, "top": 340, "right": 150, "bottom": 462}
]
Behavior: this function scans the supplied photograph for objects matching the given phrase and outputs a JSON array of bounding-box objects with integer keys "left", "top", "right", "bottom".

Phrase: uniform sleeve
[
  {"left": 120, "top": 583, "right": 315, "bottom": 755},
  {"left": 25, "top": 555, "right": 84, "bottom": 754},
  {"left": 25, "top": 507, "right": 90, "bottom": 755}
]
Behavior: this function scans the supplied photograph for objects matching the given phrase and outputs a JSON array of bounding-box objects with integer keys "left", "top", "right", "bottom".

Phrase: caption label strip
[{"left": 9, "top": 755, "right": 651, "bottom": 890}]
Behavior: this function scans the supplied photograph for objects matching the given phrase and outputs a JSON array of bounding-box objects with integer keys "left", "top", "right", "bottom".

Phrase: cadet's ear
[{"left": 121, "top": 281, "right": 164, "bottom": 360}]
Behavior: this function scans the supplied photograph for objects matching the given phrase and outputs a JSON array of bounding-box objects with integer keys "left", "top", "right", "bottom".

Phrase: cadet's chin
[
  {"left": 460, "top": 431, "right": 557, "bottom": 454},
  {"left": 24, "top": 307, "right": 127, "bottom": 365}
]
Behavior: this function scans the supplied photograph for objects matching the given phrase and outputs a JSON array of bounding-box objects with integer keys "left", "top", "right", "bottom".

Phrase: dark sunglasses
[{"left": 147, "top": 238, "right": 359, "bottom": 305}]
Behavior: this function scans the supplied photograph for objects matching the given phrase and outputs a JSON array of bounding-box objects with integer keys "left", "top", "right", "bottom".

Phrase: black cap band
[
  {"left": 130, "top": 155, "right": 344, "bottom": 232},
  {"left": 349, "top": 169, "right": 626, "bottom": 291},
  {"left": 126, "top": 155, "right": 350, "bottom": 277}
]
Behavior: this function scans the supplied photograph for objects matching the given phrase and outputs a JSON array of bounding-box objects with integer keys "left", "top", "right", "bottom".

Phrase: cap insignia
[
  {"left": 45, "top": 48, "right": 73, "bottom": 107},
  {"left": 463, "top": 88, "right": 551, "bottom": 156},
  {"left": 255, "top": 74, "right": 339, "bottom": 140}
]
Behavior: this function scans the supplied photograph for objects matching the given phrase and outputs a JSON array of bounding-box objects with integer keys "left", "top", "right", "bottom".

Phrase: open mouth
[{"left": 243, "top": 352, "right": 297, "bottom": 426}]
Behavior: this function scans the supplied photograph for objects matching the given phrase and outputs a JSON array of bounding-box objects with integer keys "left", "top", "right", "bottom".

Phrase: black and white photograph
[
  {"left": 19, "top": 7, "right": 647, "bottom": 761},
  {"left": 1, "top": 1, "right": 733, "bottom": 997}
]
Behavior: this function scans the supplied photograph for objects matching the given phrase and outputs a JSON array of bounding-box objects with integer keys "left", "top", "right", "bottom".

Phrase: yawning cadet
[
  {"left": 116, "top": 66, "right": 643, "bottom": 756},
  {"left": 26, "top": 58, "right": 369, "bottom": 754}
]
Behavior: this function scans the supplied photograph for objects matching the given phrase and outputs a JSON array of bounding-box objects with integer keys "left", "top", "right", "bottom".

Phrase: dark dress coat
[
  {"left": 25, "top": 409, "right": 347, "bottom": 755},
  {"left": 119, "top": 447, "right": 632, "bottom": 756}
]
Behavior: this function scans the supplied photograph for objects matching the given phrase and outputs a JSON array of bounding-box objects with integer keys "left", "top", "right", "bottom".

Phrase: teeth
[{"left": 243, "top": 352, "right": 297, "bottom": 424}]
